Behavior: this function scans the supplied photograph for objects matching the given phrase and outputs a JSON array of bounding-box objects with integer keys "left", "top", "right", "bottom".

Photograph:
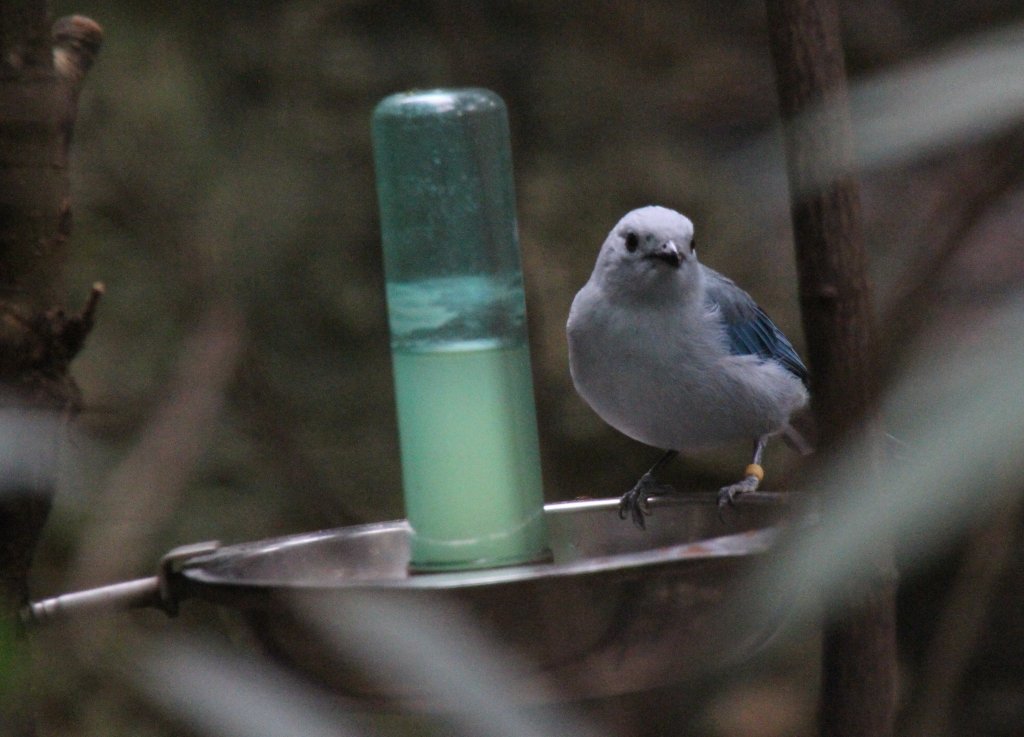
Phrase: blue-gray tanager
[{"left": 567, "top": 206, "right": 810, "bottom": 528}]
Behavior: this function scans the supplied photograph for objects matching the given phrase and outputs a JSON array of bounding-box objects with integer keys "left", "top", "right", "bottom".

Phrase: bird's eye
[
  {"left": 690, "top": 236, "right": 696, "bottom": 254},
  {"left": 624, "top": 231, "right": 639, "bottom": 253}
]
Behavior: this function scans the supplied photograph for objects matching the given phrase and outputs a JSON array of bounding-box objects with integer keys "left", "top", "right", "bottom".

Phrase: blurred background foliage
[{"left": 20, "top": 0, "right": 1024, "bottom": 735}]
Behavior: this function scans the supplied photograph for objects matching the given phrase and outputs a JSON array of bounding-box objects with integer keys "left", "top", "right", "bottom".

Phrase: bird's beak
[{"left": 647, "top": 240, "right": 682, "bottom": 268}]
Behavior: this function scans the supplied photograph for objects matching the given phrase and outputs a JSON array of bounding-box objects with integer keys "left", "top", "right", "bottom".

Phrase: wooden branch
[
  {"left": 765, "top": 0, "right": 878, "bottom": 438},
  {"left": 763, "top": 2, "right": 897, "bottom": 737},
  {"left": 0, "top": 8, "right": 102, "bottom": 734},
  {"left": 52, "top": 15, "right": 102, "bottom": 155}
]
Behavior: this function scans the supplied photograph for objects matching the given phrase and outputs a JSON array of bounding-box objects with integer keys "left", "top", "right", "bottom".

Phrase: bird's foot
[
  {"left": 619, "top": 472, "right": 676, "bottom": 530},
  {"left": 717, "top": 468, "right": 763, "bottom": 514}
]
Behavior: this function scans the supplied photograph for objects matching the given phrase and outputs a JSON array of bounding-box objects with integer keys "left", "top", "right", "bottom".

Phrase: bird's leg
[
  {"left": 718, "top": 435, "right": 768, "bottom": 511},
  {"left": 619, "top": 450, "right": 679, "bottom": 529}
]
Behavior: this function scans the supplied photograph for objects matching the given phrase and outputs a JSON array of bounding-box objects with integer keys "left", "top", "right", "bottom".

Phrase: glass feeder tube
[{"left": 372, "top": 88, "right": 550, "bottom": 571}]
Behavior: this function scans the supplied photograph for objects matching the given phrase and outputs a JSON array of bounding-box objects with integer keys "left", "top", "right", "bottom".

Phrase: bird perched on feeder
[{"left": 567, "top": 206, "right": 810, "bottom": 528}]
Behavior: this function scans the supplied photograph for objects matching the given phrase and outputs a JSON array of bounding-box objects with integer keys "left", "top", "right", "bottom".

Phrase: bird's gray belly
[{"left": 570, "top": 330, "right": 801, "bottom": 451}]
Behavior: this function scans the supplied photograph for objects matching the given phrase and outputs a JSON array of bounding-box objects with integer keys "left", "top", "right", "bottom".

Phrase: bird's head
[{"left": 592, "top": 206, "right": 700, "bottom": 301}]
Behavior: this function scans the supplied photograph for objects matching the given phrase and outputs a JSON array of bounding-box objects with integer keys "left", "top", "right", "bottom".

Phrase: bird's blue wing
[{"left": 703, "top": 267, "right": 809, "bottom": 386}]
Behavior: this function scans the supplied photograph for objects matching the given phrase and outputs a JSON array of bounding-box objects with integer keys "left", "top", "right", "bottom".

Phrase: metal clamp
[{"left": 156, "top": 540, "right": 221, "bottom": 616}]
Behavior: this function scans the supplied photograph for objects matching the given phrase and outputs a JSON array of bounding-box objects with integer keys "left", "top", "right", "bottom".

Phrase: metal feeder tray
[{"left": 28, "top": 493, "right": 803, "bottom": 709}]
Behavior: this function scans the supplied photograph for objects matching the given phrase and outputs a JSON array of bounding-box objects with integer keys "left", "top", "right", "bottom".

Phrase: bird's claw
[
  {"left": 618, "top": 473, "right": 675, "bottom": 530},
  {"left": 717, "top": 486, "right": 740, "bottom": 518},
  {"left": 716, "top": 474, "right": 761, "bottom": 517},
  {"left": 618, "top": 488, "right": 649, "bottom": 529}
]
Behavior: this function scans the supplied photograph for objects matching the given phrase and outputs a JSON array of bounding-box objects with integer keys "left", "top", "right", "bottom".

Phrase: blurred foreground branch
[
  {"left": 878, "top": 125, "right": 1024, "bottom": 377},
  {"left": 71, "top": 300, "right": 243, "bottom": 592}
]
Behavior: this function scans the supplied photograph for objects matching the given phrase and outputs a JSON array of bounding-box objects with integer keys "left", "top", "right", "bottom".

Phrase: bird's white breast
[{"left": 567, "top": 282, "right": 806, "bottom": 451}]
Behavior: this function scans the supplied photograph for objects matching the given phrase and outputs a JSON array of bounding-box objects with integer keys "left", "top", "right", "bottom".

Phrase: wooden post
[
  {"left": 0, "top": 4, "right": 101, "bottom": 734},
  {"left": 763, "top": 1, "right": 897, "bottom": 736}
]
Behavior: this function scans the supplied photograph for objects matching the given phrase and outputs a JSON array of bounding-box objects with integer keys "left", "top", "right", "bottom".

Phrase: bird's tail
[
  {"left": 779, "top": 413, "right": 905, "bottom": 460},
  {"left": 782, "top": 413, "right": 815, "bottom": 454}
]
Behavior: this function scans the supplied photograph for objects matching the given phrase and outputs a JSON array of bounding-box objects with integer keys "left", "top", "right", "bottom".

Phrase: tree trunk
[
  {"left": 0, "top": 4, "right": 101, "bottom": 734},
  {"left": 763, "top": 1, "right": 897, "bottom": 736}
]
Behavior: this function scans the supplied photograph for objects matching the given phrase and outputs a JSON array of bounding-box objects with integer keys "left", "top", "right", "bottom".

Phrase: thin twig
[{"left": 902, "top": 500, "right": 1023, "bottom": 737}]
